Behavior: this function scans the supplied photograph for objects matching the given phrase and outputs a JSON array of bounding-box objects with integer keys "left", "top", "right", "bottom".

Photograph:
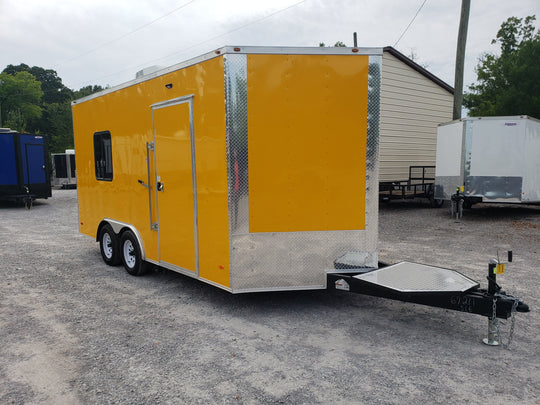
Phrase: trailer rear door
[
  {"left": 152, "top": 96, "right": 198, "bottom": 275},
  {"left": 21, "top": 136, "right": 47, "bottom": 185}
]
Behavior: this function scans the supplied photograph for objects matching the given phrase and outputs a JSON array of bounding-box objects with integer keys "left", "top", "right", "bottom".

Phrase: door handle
[{"left": 157, "top": 181, "right": 164, "bottom": 192}]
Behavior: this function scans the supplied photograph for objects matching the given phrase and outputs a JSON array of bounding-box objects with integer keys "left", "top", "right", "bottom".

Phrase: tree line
[
  {"left": 0, "top": 65, "right": 104, "bottom": 153},
  {"left": 464, "top": 15, "right": 539, "bottom": 117}
]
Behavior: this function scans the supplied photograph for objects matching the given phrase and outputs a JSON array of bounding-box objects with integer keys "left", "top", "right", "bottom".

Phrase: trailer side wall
[{"left": 73, "top": 56, "right": 231, "bottom": 287}]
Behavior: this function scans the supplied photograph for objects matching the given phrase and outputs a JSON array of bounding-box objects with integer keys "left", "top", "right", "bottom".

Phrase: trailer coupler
[{"left": 328, "top": 256, "right": 529, "bottom": 346}]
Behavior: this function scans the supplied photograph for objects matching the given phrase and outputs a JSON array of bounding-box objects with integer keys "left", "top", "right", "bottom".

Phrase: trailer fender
[{"left": 96, "top": 219, "right": 146, "bottom": 261}]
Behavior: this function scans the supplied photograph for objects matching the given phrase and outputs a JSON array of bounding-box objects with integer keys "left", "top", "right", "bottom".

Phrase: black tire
[
  {"left": 99, "top": 224, "right": 121, "bottom": 266},
  {"left": 120, "top": 230, "right": 149, "bottom": 276},
  {"left": 429, "top": 197, "right": 444, "bottom": 208}
]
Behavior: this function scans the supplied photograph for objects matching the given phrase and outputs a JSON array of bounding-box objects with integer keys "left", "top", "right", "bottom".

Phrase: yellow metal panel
[
  {"left": 247, "top": 54, "right": 369, "bottom": 232},
  {"left": 154, "top": 102, "right": 196, "bottom": 272},
  {"left": 72, "top": 56, "right": 230, "bottom": 287}
]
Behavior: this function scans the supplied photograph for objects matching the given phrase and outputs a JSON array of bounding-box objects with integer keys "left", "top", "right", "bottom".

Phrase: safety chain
[{"left": 492, "top": 295, "right": 520, "bottom": 349}]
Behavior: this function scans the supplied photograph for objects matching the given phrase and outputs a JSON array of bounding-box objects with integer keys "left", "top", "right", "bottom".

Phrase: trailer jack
[{"left": 328, "top": 252, "right": 529, "bottom": 347}]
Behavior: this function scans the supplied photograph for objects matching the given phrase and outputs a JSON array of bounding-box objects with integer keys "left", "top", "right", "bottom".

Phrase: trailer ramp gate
[{"left": 328, "top": 261, "right": 529, "bottom": 320}]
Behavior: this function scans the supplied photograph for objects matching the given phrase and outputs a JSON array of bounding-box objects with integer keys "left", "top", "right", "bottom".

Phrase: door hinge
[
  {"left": 151, "top": 223, "right": 159, "bottom": 231},
  {"left": 147, "top": 141, "right": 155, "bottom": 151}
]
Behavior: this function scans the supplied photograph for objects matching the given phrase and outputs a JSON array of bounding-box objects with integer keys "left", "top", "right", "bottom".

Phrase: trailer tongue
[{"left": 328, "top": 253, "right": 529, "bottom": 347}]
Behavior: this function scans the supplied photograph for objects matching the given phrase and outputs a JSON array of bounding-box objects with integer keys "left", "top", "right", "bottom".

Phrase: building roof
[{"left": 383, "top": 46, "right": 454, "bottom": 94}]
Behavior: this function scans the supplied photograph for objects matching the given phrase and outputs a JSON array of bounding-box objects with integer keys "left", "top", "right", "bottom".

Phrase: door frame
[{"left": 150, "top": 94, "right": 199, "bottom": 276}]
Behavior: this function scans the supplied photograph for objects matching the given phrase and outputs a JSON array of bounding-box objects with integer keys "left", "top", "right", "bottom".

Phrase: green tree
[
  {"left": 73, "top": 85, "right": 105, "bottom": 99},
  {"left": 3, "top": 64, "right": 73, "bottom": 104},
  {"left": 1, "top": 63, "right": 108, "bottom": 151},
  {"left": 0, "top": 71, "right": 43, "bottom": 131},
  {"left": 464, "top": 15, "right": 540, "bottom": 117},
  {"left": 44, "top": 102, "right": 74, "bottom": 153}
]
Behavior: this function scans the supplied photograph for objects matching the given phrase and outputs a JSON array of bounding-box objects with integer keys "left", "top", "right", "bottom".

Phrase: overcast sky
[{"left": 1, "top": 0, "right": 538, "bottom": 92}]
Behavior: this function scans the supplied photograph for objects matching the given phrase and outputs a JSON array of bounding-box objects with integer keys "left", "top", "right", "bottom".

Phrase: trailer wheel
[
  {"left": 120, "top": 230, "right": 149, "bottom": 276},
  {"left": 429, "top": 196, "right": 444, "bottom": 208},
  {"left": 99, "top": 224, "right": 121, "bottom": 266}
]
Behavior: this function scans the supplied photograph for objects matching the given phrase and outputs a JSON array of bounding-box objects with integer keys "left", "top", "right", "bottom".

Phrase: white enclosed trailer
[
  {"left": 435, "top": 116, "right": 540, "bottom": 206},
  {"left": 51, "top": 149, "right": 76, "bottom": 189}
]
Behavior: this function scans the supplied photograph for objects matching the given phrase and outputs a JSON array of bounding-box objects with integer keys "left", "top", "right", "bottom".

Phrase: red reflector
[
  {"left": 233, "top": 47, "right": 241, "bottom": 52},
  {"left": 352, "top": 48, "right": 359, "bottom": 53},
  {"left": 219, "top": 265, "right": 225, "bottom": 269},
  {"left": 215, "top": 50, "right": 221, "bottom": 54}
]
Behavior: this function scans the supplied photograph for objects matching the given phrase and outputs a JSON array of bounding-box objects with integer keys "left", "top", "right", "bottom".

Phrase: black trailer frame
[
  {"left": 328, "top": 253, "right": 529, "bottom": 345},
  {"left": 379, "top": 165, "right": 442, "bottom": 207}
]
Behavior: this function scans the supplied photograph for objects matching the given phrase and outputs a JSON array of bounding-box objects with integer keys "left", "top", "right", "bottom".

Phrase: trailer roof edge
[
  {"left": 71, "top": 46, "right": 383, "bottom": 105},
  {"left": 438, "top": 115, "right": 540, "bottom": 127}
]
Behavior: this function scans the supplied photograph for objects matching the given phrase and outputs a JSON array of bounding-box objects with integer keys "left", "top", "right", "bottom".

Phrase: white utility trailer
[{"left": 435, "top": 116, "right": 540, "bottom": 207}]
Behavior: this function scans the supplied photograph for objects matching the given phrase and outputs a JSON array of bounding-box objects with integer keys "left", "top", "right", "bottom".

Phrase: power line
[
  {"left": 394, "top": 0, "right": 428, "bottom": 47},
  {"left": 74, "top": 0, "right": 309, "bottom": 89},
  {"left": 153, "top": 0, "right": 310, "bottom": 64},
  {"left": 53, "top": 0, "right": 197, "bottom": 69}
]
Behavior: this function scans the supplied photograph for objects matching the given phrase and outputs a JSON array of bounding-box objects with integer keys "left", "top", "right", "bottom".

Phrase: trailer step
[{"left": 353, "top": 261, "right": 479, "bottom": 293}]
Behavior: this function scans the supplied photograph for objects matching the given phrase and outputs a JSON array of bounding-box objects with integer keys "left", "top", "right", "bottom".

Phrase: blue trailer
[{"left": 0, "top": 128, "right": 52, "bottom": 206}]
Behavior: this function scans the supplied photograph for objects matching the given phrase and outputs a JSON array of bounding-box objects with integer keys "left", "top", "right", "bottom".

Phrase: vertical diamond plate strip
[
  {"left": 224, "top": 54, "right": 249, "bottom": 237},
  {"left": 366, "top": 55, "right": 382, "bottom": 266}
]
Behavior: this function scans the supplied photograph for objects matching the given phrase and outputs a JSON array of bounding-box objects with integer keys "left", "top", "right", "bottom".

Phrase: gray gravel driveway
[{"left": 1, "top": 190, "right": 539, "bottom": 404}]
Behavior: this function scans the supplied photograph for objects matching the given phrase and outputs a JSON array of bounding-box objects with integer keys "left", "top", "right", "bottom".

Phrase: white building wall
[{"left": 379, "top": 51, "right": 454, "bottom": 182}]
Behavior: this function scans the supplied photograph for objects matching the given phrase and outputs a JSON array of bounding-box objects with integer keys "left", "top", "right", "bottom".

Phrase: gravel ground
[{"left": 1, "top": 189, "right": 539, "bottom": 404}]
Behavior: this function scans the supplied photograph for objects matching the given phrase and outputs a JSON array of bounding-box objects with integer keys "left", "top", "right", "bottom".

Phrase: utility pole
[{"left": 453, "top": 0, "right": 471, "bottom": 120}]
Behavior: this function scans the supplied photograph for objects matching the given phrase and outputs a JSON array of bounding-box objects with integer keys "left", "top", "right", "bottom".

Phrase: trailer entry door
[
  {"left": 152, "top": 95, "right": 198, "bottom": 275},
  {"left": 24, "top": 142, "right": 47, "bottom": 185}
]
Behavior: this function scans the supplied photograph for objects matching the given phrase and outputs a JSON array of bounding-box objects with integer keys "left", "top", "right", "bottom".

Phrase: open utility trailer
[
  {"left": 72, "top": 46, "right": 529, "bottom": 345},
  {"left": 379, "top": 165, "right": 442, "bottom": 207}
]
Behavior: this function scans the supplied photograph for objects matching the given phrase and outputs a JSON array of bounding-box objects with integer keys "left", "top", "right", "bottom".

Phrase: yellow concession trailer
[
  {"left": 73, "top": 47, "right": 530, "bottom": 342},
  {"left": 72, "top": 46, "right": 381, "bottom": 292}
]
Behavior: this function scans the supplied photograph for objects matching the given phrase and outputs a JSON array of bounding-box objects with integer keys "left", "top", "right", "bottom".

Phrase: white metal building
[{"left": 380, "top": 47, "right": 454, "bottom": 182}]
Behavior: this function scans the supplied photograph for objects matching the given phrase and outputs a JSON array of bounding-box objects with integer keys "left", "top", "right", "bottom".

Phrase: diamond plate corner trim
[
  {"left": 224, "top": 54, "right": 249, "bottom": 238},
  {"left": 366, "top": 55, "right": 382, "bottom": 266},
  {"left": 224, "top": 54, "right": 248, "bottom": 291}
]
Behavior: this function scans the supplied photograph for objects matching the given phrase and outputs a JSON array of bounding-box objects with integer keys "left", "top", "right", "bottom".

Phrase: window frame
[{"left": 93, "top": 131, "right": 113, "bottom": 181}]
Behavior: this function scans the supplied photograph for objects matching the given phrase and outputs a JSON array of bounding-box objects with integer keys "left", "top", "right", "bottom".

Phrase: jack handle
[{"left": 138, "top": 179, "right": 149, "bottom": 189}]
